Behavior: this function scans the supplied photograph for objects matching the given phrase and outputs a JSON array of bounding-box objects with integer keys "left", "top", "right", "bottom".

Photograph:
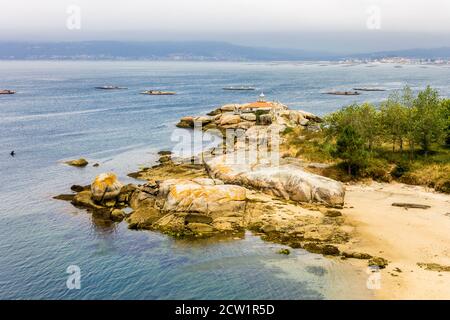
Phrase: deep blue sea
[{"left": 0, "top": 61, "right": 449, "bottom": 299}]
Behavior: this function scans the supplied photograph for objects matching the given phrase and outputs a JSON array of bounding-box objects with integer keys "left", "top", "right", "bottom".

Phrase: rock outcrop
[
  {"left": 157, "top": 178, "right": 246, "bottom": 215},
  {"left": 175, "top": 100, "right": 321, "bottom": 133},
  {"left": 91, "top": 172, "right": 124, "bottom": 201},
  {"left": 57, "top": 100, "right": 360, "bottom": 261},
  {"left": 65, "top": 158, "right": 88, "bottom": 167},
  {"left": 205, "top": 154, "right": 345, "bottom": 206}
]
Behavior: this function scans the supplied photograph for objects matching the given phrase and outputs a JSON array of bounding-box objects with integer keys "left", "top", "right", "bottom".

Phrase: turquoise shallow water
[{"left": 0, "top": 61, "right": 449, "bottom": 299}]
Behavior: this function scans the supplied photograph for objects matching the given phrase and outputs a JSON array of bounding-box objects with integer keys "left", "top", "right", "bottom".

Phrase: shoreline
[
  {"left": 56, "top": 99, "right": 450, "bottom": 300},
  {"left": 342, "top": 181, "right": 450, "bottom": 299}
]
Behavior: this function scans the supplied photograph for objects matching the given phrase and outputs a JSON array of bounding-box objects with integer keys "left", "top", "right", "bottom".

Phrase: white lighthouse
[{"left": 258, "top": 92, "right": 265, "bottom": 102}]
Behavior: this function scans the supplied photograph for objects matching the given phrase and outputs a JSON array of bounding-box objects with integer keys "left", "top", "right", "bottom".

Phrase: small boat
[
  {"left": 141, "top": 90, "right": 176, "bottom": 95},
  {"left": 223, "top": 86, "right": 255, "bottom": 91},
  {"left": 353, "top": 88, "right": 386, "bottom": 92},
  {"left": 0, "top": 89, "right": 16, "bottom": 95},
  {"left": 95, "top": 86, "right": 127, "bottom": 90},
  {"left": 324, "top": 91, "right": 361, "bottom": 96}
]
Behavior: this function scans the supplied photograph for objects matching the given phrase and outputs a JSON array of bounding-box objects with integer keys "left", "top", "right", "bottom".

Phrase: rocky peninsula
[{"left": 56, "top": 98, "right": 450, "bottom": 299}]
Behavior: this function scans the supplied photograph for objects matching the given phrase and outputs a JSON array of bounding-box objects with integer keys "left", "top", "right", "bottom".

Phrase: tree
[
  {"left": 334, "top": 125, "right": 367, "bottom": 175},
  {"left": 356, "top": 103, "right": 381, "bottom": 151},
  {"left": 380, "top": 92, "right": 408, "bottom": 152},
  {"left": 442, "top": 99, "right": 450, "bottom": 146},
  {"left": 324, "top": 103, "right": 380, "bottom": 151},
  {"left": 412, "top": 86, "right": 446, "bottom": 154}
]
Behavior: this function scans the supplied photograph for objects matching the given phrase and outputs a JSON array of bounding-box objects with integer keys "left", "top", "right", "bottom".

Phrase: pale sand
[{"left": 341, "top": 181, "right": 450, "bottom": 299}]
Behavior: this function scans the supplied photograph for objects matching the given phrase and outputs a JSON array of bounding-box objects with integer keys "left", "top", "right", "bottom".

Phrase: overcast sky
[{"left": 1, "top": 0, "right": 450, "bottom": 52}]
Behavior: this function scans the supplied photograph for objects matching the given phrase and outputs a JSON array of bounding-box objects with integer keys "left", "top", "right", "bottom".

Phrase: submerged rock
[
  {"left": 66, "top": 158, "right": 88, "bottom": 167},
  {"left": 278, "top": 248, "right": 291, "bottom": 255},
  {"left": 90, "top": 173, "right": 123, "bottom": 202}
]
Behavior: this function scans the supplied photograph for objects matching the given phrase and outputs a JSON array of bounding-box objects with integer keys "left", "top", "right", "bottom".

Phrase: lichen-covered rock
[
  {"left": 110, "top": 209, "right": 126, "bottom": 222},
  {"left": 212, "top": 216, "right": 244, "bottom": 231},
  {"left": 127, "top": 206, "right": 161, "bottom": 229},
  {"left": 66, "top": 158, "right": 88, "bottom": 167},
  {"left": 157, "top": 178, "right": 246, "bottom": 216},
  {"left": 186, "top": 223, "right": 215, "bottom": 235},
  {"left": 72, "top": 190, "right": 105, "bottom": 211},
  {"left": 205, "top": 154, "right": 345, "bottom": 206},
  {"left": 91, "top": 172, "right": 123, "bottom": 201}
]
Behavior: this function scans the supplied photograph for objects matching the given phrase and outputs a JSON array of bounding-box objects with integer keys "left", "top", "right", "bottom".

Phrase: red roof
[{"left": 242, "top": 101, "right": 274, "bottom": 109}]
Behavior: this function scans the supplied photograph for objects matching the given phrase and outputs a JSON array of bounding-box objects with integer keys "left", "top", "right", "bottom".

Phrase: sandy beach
[{"left": 341, "top": 182, "right": 450, "bottom": 299}]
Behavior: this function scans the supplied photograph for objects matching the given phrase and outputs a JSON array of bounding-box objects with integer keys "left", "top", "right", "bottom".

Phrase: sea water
[{"left": 1, "top": 60, "right": 449, "bottom": 299}]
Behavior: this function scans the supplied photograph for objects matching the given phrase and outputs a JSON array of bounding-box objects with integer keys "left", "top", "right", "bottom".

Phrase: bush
[
  {"left": 360, "top": 158, "right": 392, "bottom": 182},
  {"left": 334, "top": 125, "right": 368, "bottom": 175},
  {"left": 391, "top": 161, "right": 411, "bottom": 178}
]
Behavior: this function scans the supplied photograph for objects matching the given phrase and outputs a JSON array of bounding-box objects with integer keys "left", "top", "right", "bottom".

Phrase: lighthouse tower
[{"left": 258, "top": 92, "right": 266, "bottom": 102}]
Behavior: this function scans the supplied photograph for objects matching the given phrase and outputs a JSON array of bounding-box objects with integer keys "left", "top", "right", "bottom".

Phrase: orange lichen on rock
[
  {"left": 241, "top": 101, "right": 276, "bottom": 109},
  {"left": 91, "top": 172, "right": 124, "bottom": 201}
]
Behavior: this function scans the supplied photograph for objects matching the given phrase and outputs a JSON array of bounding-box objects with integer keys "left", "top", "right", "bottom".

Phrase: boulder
[
  {"left": 368, "top": 257, "right": 389, "bottom": 269},
  {"left": 129, "top": 189, "right": 156, "bottom": 210},
  {"left": 342, "top": 252, "right": 372, "bottom": 260},
  {"left": 303, "top": 243, "right": 340, "bottom": 256},
  {"left": 240, "top": 113, "right": 256, "bottom": 121},
  {"left": 220, "top": 104, "right": 240, "bottom": 112},
  {"left": 195, "top": 116, "right": 215, "bottom": 125},
  {"left": 176, "top": 116, "right": 194, "bottom": 128},
  {"left": 90, "top": 173, "right": 123, "bottom": 202},
  {"left": 157, "top": 178, "right": 247, "bottom": 216},
  {"left": 110, "top": 209, "right": 125, "bottom": 222},
  {"left": 218, "top": 114, "right": 241, "bottom": 126},
  {"left": 324, "top": 209, "right": 342, "bottom": 217},
  {"left": 72, "top": 190, "right": 106, "bottom": 211},
  {"left": 127, "top": 206, "right": 161, "bottom": 229},
  {"left": 205, "top": 154, "right": 345, "bottom": 206},
  {"left": 298, "top": 110, "right": 323, "bottom": 122},
  {"left": 66, "top": 158, "right": 88, "bottom": 167},
  {"left": 71, "top": 185, "right": 87, "bottom": 192}
]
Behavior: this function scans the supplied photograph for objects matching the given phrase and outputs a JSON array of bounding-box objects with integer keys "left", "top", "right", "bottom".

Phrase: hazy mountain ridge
[{"left": 0, "top": 41, "right": 449, "bottom": 61}]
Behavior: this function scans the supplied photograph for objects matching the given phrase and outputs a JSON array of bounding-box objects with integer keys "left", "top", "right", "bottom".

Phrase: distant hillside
[
  {"left": 0, "top": 41, "right": 335, "bottom": 61},
  {"left": 0, "top": 41, "right": 449, "bottom": 61}
]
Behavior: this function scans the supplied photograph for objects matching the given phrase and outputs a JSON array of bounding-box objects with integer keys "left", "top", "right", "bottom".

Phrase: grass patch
[{"left": 281, "top": 128, "right": 450, "bottom": 193}]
